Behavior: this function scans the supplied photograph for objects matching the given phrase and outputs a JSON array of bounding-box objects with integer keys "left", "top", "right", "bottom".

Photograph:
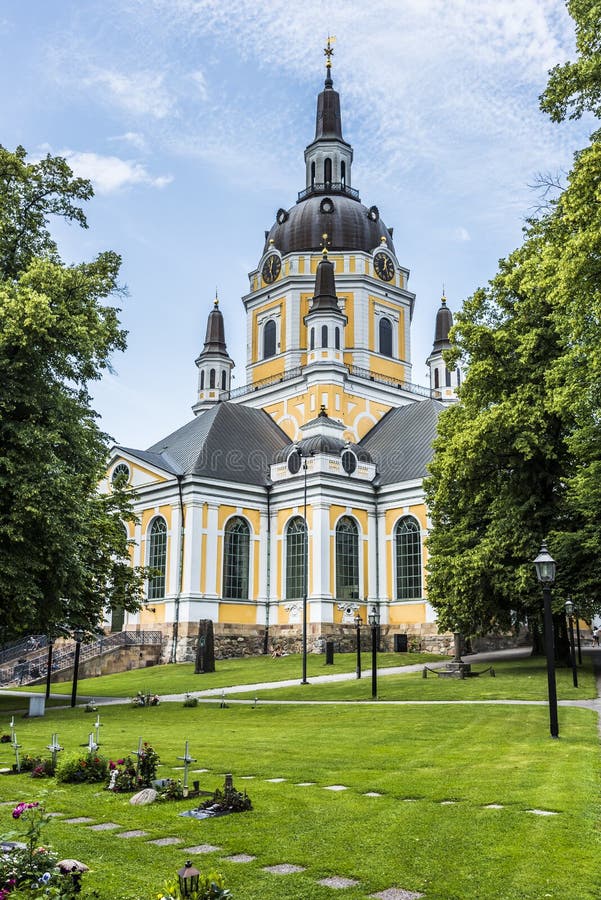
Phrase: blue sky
[{"left": 0, "top": 0, "right": 592, "bottom": 450}]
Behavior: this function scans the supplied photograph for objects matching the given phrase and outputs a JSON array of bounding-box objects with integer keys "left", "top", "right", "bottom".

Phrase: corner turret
[
  {"left": 193, "top": 295, "right": 235, "bottom": 414},
  {"left": 426, "top": 293, "right": 460, "bottom": 403},
  {"left": 304, "top": 241, "right": 347, "bottom": 369}
]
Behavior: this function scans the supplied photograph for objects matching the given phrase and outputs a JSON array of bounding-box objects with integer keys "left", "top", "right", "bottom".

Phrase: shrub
[
  {"left": 55, "top": 752, "right": 108, "bottom": 784},
  {"left": 31, "top": 759, "right": 55, "bottom": 779},
  {"left": 0, "top": 734, "right": 11, "bottom": 743},
  {"left": 131, "top": 691, "right": 160, "bottom": 707},
  {"left": 157, "top": 779, "right": 184, "bottom": 801},
  {"left": 106, "top": 744, "right": 160, "bottom": 792},
  {"left": 183, "top": 694, "right": 198, "bottom": 708},
  {"left": 158, "top": 870, "right": 230, "bottom": 899}
]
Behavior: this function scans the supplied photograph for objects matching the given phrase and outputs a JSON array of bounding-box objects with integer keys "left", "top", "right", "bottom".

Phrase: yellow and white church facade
[{"left": 103, "top": 52, "right": 459, "bottom": 661}]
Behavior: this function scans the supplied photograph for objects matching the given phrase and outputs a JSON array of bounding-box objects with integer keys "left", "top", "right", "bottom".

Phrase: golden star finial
[{"left": 324, "top": 35, "right": 336, "bottom": 69}]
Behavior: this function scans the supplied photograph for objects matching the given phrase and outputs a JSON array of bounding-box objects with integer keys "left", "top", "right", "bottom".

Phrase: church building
[{"left": 103, "top": 46, "right": 459, "bottom": 661}]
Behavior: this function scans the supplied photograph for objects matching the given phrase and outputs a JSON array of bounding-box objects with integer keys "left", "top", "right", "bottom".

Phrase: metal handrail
[
  {"left": 0, "top": 631, "right": 163, "bottom": 686},
  {"left": 297, "top": 182, "right": 360, "bottom": 202},
  {"left": 228, "top": 367, "right": 303, "bottom": 399},
  {"left": 347, "top": 365, "right": 433, "bottom": 398},
  {"left": 0, "top": 635, "right": 48, "bottom": 665}
]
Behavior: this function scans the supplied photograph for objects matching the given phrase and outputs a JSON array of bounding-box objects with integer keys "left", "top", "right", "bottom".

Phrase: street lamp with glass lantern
[
  {"left": 354, "top": 613, "right": 362, "bottom": 680},
  {"left": 533, "top": 541, "right": 559, "bottom": 738},
  {"left": 368, "top": 605, "right": 380, "bottom": 699},
  {"left": 564, "top": 599, "right": 578, "bottom": 688},
  {"left": 70, "top": 629, "right": 84, "bottom": 709}
]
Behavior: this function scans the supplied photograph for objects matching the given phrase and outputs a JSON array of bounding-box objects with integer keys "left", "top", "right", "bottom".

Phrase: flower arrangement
[
  {"left": 131, "top": 690, "right": 160, "bottom": 707},
  {"left": 156, "top": 778, "right": 185, "bottom": 801},
  {"left": 158, "top": 871, "right": 230, "bottom": 899},
  {"left": 106, "top": 743, "right": 160, "bottom": 791},
  {"left": 183, "top": 694, "right": 198, "bottom": 708},
  {"left": 55, "top": 752, "right": 108, "bottom": 784}
]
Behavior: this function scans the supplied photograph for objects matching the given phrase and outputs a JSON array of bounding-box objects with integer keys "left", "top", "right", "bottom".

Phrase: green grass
[
  {"left": 235, "top": 655, "right": 598, "bottom": 701},
  {"left": 6, "top": 652, "right": 444, "bottom": 698},
  {"left": 0, "top": 685, "right": 599, "bottom": 900}
]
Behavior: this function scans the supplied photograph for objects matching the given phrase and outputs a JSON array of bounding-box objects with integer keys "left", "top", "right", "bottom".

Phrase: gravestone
[{"left": 194, "top": 620, "right": 215, "bottom": 673}]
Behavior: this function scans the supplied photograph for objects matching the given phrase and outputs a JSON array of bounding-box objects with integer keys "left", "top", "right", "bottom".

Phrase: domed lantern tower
[
  {"left": 236, "top": 42, "right": 428, "bottom": 443},
  {"left": 193, "top": 296, "right": 235, "bottom": 414}
]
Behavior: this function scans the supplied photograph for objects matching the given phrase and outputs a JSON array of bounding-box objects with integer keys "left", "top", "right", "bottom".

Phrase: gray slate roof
[
  {"left": 360, "top": 399, "right": 445, "bottom": 484},
  {"left": 119, "top": 403, "right": 290, "bottom": 486}
]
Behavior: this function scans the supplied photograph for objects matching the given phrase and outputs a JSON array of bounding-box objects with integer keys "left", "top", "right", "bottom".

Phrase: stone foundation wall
[{"left": 37, "top": 643, "right": 162, "bottom": 685}]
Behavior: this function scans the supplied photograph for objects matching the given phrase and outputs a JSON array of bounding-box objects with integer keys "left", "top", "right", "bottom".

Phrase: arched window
[
  {"left": 335, "top": 516, "right": 359, "bottom": 601},
  {"left": 286, "top": 517, "right": 307, "bottom": 600},
  {"left": 379, "top": 317, "right": 393, "bottom": 357},
  {"left": 434, "top": 368, "right": 440, "bottom": 389},
  {"left": 209, "top": 369, "right": 215, "bottom": 389},
  {"left": 310, "top": 328, "right": 315, "bottom": 350},
  {"left": 263, "top": 320, "right": 277, "bottom": 359},
  {"left": 221, "top": 370, "right": 226, "bottom": 390},
  {"left": 321, "top": 324, "right": 328, "bottom": 348},
  {"left": 324, "top": 157, "right": 332, "bottom": 184},
  {"left": 335, "top": 327, "right": 340, "bottom": 350},
  {"left": 341, "top": 160, "right": 346, "bottom": 187},
  {"left": 148, "top": 517, "right": 167, "bottom": 600},
  {"left": 311, "top": 161, "right": 315, "bottom": 187},
  {"left": 222, "top": 517, "right": 250, "bottom": 600},
  {"left": 200, "top": 370, "right": 205, "bottom": 390},
  {"left": 445, "top": 367, "right": 452, "bottom": 387},
  {"left": 395, "top": 517, "right": 422, "bottom": 599},
  {"left": 456, "top": 368, "right": 461, "bottom": 386}
]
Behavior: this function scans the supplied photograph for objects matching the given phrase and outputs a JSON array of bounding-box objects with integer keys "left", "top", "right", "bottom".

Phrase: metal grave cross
[
  {"left": 131, "top": 736, "right": 144, "bottom": 776},
  {"left": 94, "top": 714, "right": 102, "bottom": 746},
  {"left": 177, "top": 740, "right": 197, "bottom": 796},
  {"left": 46, "top": 733, "right": 63, "bottom": 770},
  {"left": 9, "top": 716, "right": 15, "bottom": 743},
  {"left": 12, "top": 732, "right": 21, "bottom": 773},
  {"left": 87, "top": 733, "right": 98, "bottom": 754}
]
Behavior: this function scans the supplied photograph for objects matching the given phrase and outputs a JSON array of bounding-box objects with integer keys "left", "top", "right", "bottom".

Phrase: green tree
[
  {"left": 0, "top": 146, "right": 144, "bottom": 637},
  {"left": 425, "top": 0, "right": 601, "bottom": 634}
]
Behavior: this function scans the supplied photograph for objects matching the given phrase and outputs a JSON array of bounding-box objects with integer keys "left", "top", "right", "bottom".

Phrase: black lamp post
[
  {"left": 301, "top": 454, "right": 308, "bottom": 685},
  {"left": 564, "top": 599, "right": 578, "bottom": 688},
  {"left": 368, "top": 605, "right": 380, "bottom": 699},
  {"left": 354, "top": 613, "right": 362, "bottom": 680},
  {"left": 70, "top": 629, "right": 84, "bottom": 709},
  {"left": 533, "top": 541, "right": 559, "bottom": 738},
  {"left": 177, "top": 861, "right": 200, "bottom": 897},
  {"left": 574, "top": 605, "right": 582, "bottom": 664}
]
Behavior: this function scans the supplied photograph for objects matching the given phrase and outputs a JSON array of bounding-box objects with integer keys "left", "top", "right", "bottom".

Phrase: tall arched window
[
  {"left": 341, "top": 160, "right": 346, "bottom": 187},
  {"left": 286, "top": 517, "right": 307, "bottom": 600},
  {"left": 310, "top": 328, "right": 315, "bottom": 350},
  {"left": 445, "top": 367, "right": 452, "bottom": 387},
  {"left": 324, "top": 157, "right": 332, "bottom": 183},
  {"left": 222, "top": 517, "right": 250, "bottom": 600},
  {"left": 395, "top": 517, "right": 422, "bottom": 599},
  {"left": 200, "top": 370, "right": 205, "bottom": 390},
  {"left": 263, "top": 320, "right": 277, "bottom": 359},
  {"left": 321, "top": 324, "right": 328, "bottom": 348},
  {"left": 221, "top": 370, "right": 226, "bottom": 390},
  {"left": 379, "top": 317, "right": 393, "bottom": 357},
  {"left": 434, "top": 368, "right": 440, "bottom": 389},
  {"left": 148, "top": 517, "right": 167, "bottom": 600},
  {"left": 456, "top": 368, "right": 461, "bottom": 386},
  {"left": 335, "top": 516, "right": 359, "bottom": 601},
  {"left": 209, "top": 369, "right": 215, "bottom": 389},
  {"left": 335, "top": 327, "right": 340, "bottom": 350},
  {"left": 311, "top": 161, "right": 316, "bottom": 187}
]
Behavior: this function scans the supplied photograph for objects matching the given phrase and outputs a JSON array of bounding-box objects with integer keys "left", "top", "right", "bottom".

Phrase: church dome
[
  {"left": 264, "top": 194, "right": 395, "bottom": 256},
  {"left": 274, "top": 436, "right": 372, "bottom": 464}
]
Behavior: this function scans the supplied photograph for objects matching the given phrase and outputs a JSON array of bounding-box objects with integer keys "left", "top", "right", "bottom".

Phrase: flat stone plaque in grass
[
  {"left": 324, "top": 785, "right": 347, "bottom": 791},
  {"left": 148, "top": 837, "right": 183, "bottom": 846},
  {"left": 265, "top": 777, "right": 286, "bottom": 783},
  {"left": 88, "top": 823, "right": 121, "bottom": 831},
  {"left": 180, "top": 808, "right": 233, "bottom": 820},
  {"left": 318, "top": 877, "right": 360, "bottom": 888},
  {"left": 484, "top": 804, "right": 504, "bottom": 809},
  {"left": 364, "top": 792, "right": 382, "bottom": 797},
  {"left": 370, "top": 889, "right": 424, "bottom": 900},
  {"left": 223, "top": 854, "right": 256, "bottom": 863},
  {"left": 182, "top": 845, "right": 222, "bottom": 854},
  {"left": 115, "top": 830, "right": 149, "bottom": 839},
  {"left": 263, "top": 864, "right": 305, "bottom": 874},
  {"left": 527, "top": 808, "right": 558, "bottom": 816},
  {"left": 64, "top": 817, "right": 94, "bottom": 824},
  {"left": 295, "top": 782, "right": 315, "bottom": 786}
]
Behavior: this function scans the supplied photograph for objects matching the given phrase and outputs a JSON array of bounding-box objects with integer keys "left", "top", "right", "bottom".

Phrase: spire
[
  {"left": 193, "top": 297, "right": 235, "bottom": 416},
  {"left": 432, "top": 293, "right": 453, "bottom": 352},
  {"left": 315, "top": 36, "right": 343, "bottom": 141},
  {"left": 306, "top": 254, "right": 342, "bottom": 316},
  {"left": 200, "top": 300, "right": 229, "bottom": 357}
]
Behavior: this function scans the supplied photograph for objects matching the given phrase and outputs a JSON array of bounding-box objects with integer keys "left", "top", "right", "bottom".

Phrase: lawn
[
  {"left": 0, "top": 681, "right": 599, "bottom": 900},
  {"left": 7, "top": 652, "right": 445, "bottom": 699}
]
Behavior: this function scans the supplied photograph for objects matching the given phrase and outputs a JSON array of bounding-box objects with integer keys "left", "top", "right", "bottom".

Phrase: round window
[
  {"left": 320, "top": 197, "right": 334, "bottom": 214},
  {"left": 287, "top": 449, "right": 302, "bottom": 475},
  {"left": 111, "top": 462, "right": 130, "bottom": 485}
]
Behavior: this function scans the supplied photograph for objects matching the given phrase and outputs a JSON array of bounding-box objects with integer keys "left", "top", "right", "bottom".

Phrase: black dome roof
[
  {"left": 264, "top": 194, "right": 395, "bottom": 256},
  {"left": 274, "top": 436, "right": 372, "bottom": 464}
]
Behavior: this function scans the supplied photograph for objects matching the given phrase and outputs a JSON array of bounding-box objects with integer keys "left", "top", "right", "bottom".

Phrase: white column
[
  {"left": 205, "top": 504, "right": 219, "bottom": 599},
  {"left": 377, "top": 508, "right": 389, "bottom": 624},
  {"left": 168, "top": 504, "right": 182, "bottom": 597},
  {"left": 182, "top": 503, "right": 203, "bottom": 596},
  {"left": 367, "top": 509, "right": 378, "bottom": 603}
]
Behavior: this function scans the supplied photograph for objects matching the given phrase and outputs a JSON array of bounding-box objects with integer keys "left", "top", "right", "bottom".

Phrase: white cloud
[
  {"left": 83, "top": 67, "right": 173, "bottom": 119},
  {"left": 62, "top": 151, "right": 173, "bottom": 194},
  {"left": 109, "top": 131, "right": 148, "bottom": 152},
  {"left": 189, "top": 69, "right": 208, "bottom": 101},
  {"left": 452, "top": 227, "right": 471, "bottom": 243}
]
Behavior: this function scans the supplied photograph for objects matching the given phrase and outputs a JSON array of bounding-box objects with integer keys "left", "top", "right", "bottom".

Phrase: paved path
[{"left": 2, "top": 647, "right": 600, "bottom": 722}]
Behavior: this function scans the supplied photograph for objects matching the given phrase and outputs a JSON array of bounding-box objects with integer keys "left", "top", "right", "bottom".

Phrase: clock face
[
  {"left": 374, "top": 252, "right": 394, "bottom": 282},
  {"left": 262, "top": 254, "right": 281, "bottom": 284}
]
